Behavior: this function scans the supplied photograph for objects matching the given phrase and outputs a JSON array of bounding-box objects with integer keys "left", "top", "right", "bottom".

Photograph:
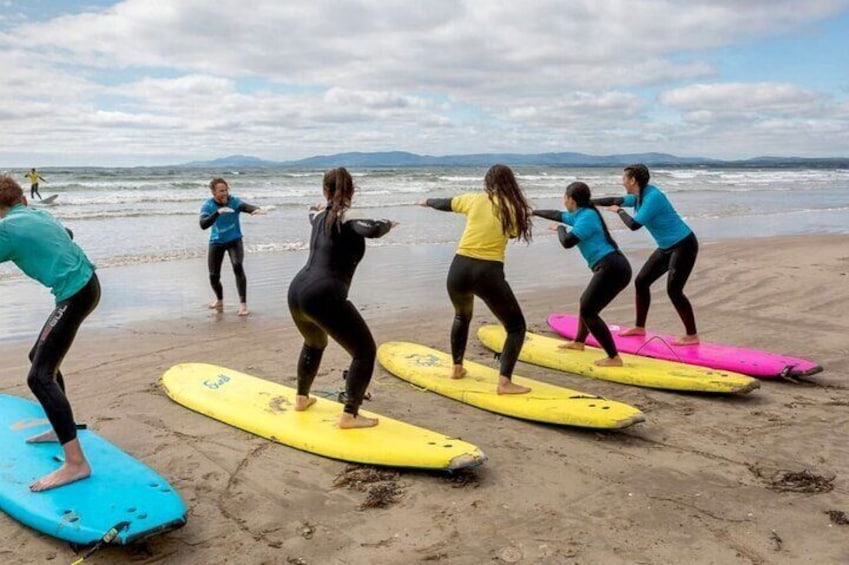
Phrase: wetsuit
[
  {"left": 594, "top": 184, "right": 698, "bottom": 335},
  {"left": 535, "top": 208, "right": 631, "bottom": 357},
  {"left": 199, "top": 195, "right": 258, "bottom": 303},
  {"left": 287, "top": 207, "right": 393, "bottom": 416},
  {"left": 0, "top": 204, "right": 99, "bottom": 445},
  {"left": 426, "top": 194, "right": 526, "bottom": 379}
]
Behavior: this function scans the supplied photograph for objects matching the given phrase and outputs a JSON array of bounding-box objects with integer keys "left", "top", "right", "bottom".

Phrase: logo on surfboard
[{"left": 202, "top": 373, "right": 231, "bottom": 390}]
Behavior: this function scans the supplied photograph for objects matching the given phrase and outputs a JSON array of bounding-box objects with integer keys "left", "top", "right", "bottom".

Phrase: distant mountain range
[{"left": 180, "top": 151, "right": 849, "bottom": 168}]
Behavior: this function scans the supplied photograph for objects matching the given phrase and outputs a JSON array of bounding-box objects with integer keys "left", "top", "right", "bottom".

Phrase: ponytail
[
  {"left": 323, "top": 167, "right": 355, "bottom": 233},
  {"left": 566, "top": 181, "right": 619, "bottom": 250}
]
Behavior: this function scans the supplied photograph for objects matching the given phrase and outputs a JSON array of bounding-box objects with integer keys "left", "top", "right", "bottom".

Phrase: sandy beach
[{"left": 1, "top": 234, "right": 848, "bottom": 564}]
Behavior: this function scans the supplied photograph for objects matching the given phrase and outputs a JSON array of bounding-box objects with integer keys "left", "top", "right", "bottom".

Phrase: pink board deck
[{"left": 548, "top": 313, "right": 822, "bottom": 379}]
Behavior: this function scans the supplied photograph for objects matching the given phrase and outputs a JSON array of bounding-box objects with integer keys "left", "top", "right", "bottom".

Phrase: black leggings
[
  {"left": 288, "top": 278, "right": 375, "bottom": 416},
  {"left": 27, "top": 274, "right": 101, "bottom": 445},
  {"left": 447, "top": 255, "right": 526, "bottom": 379},
  {"left": 208, "top": 238, "right": 246, "bottom": 303},
  {"left": 574, "top": 252, "right": 632, "bottom": 358},
  {"left": 31, "top": 184, "right": 41, "bottom": 199},
  {"left": 634, "top": 232, "right": 698, "bottom": 335}
]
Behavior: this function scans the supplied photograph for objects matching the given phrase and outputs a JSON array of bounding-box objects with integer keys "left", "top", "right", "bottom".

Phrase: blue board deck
[{"left": 0, "top": 394, "right": 186, "bottom": 545}]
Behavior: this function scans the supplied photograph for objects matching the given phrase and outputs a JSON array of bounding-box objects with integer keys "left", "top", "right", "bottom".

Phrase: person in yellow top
[
  {"left": 25, "top": 168, "right": 46, "bottom": 200},
  {"left": 418, "top": 164, "right": 533, "bottom": 394}
]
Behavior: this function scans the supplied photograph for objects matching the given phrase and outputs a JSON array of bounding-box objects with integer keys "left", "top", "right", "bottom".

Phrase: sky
[{"left": 1, "top": 0, "right": 848, "bottom": 166}]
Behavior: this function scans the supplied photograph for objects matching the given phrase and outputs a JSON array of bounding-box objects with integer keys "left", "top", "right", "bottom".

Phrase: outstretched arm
[
  {"left": 556, "top": 225, "right": 580, "bottom": 249},
  {"left": 238, "top": 202, "right": 266, "bottom": 215},
  {"left": 613, "top": 208, "right": 642, "bottom": 231},
  {"left": 199, "top": 211, "right": 219, "bottom": 230},
  {"left": 532, "top": 209, "right": 562, "bottom": 222},
  {"left": 348, "top": 218, "right": 395, "bottom": 238},
  {"left": 419, "top": 198, "right": 453, "bottom": 211},
  {"left": 592, "top": 196, "right": 624, "bottom": 207}
]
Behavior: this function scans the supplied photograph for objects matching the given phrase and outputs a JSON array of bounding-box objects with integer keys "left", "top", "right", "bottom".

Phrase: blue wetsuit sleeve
[
  {"left": 592, "top": 196, "right": 625, "bottom": 207},
  {"left": 348, "top": 218, "right": 393, "bottom": 238},
  {"left": 425, "top": 198, "right": 453, "bottom": 211},
  {"left": 533, "top": 209, "right": 562, "bottom": 221},
  {"left": 557, "top": 225, "right": 580, "bottom": 249}
]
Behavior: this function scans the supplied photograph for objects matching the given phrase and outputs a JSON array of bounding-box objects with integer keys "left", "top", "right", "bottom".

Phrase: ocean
[{"left": 2, "top": 165, "right": 848, "bottom": 342}]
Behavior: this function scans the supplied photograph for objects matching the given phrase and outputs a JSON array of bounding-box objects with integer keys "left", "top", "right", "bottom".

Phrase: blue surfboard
[{"left": 0, "top": 394, "right": 187, "bottom": 545}]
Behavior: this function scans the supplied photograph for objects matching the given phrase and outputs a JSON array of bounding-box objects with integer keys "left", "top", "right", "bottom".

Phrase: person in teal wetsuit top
[
  {"left": 199, "top": 177, "right": 266, "bottom": 316},
  {"left": 0, "top": 175, "right": 100, "bottom": 492},
  {"left": 535, "top": 181, "right": 632, "bottom": 366},
  {"left": 594, "top": 164, "right": 699, "bottom": 345}
]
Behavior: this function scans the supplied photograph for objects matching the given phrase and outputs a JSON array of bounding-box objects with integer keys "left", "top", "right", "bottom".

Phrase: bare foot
[
  {"left": 595, "top": 356, "right": 624, "bottom": 367},
  {"left": 450, "top": 365, "right": 467, "bottom": 380},
  {"left": 30, "top": 460, "right": 91, "bottom": 492},
  {"left": 237, "top": 304, "right": 250, "bottom": 317},
  {"left": 26, "top": 429, "right": 59, "bottom": 443},
  {"left": 294, "top": 395, "right": 317, "bottom": 411},
  {"left": 558, "top": 340, "right": 585, "bottom": 351},
  {"left": 619, "top": 326, "right": 646, "bottom": 337},
  {"left": 337, "top": 413, "right": 379, "bottom": 429},
  {"left": 209, "top": 300, "right": 223, "bottom": 312},
  {"left": 673, "top": 334, "right": 699, "bottom": 345},
  {"left": 497, "top": 376, "right": 531, "bottom": 395}
]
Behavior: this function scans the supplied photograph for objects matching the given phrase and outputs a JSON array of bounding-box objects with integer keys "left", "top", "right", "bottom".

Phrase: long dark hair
[
  {"left": 483, "top": 164, "right": 532, "bottom": 243},
  {"left": 323, "top": 167, "right": 355, "bottom": 233},
  {"left": 566, "top": 181, "right": 618, "bottom": 250}
]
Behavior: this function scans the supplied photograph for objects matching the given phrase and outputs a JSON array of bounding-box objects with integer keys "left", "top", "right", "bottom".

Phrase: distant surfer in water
[
  {"left": 0, "top": 175, "right": 100, "bottom": 491},
  {"left": 418, "top": 164, "right": 533, "bottom": 394},
  {"left": 199, "top": 178, "right": 266, "bottom": 316},
  {"left": 25, "top": 168, "right": 45, "bottom": 200},
  {"left": 594, "top": 164, "right": 699, "bottom": 345},
  {"left": 288, "top": 167, "right": 397, "bottom": 429},
  {"left": 534, "top": 182, "right": 631, "bottom": 366}
]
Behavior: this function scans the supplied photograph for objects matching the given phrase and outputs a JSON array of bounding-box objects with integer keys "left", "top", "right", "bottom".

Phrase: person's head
[
  {"left": 564, "top": 181, "right": 592, "bottom": 212},
  {"left": 622, "top": 164, "right": 650, "bottom": 194},
  {"left": 483, "top": 164, "right": 532, "bottom": 243},
  {"left": 0, "top": 175, "right": 25, "bottom": 218},
  {"left": 30, "top": 168, "right": 35, "bottom": 173},
  {"left": 209, "top": 177, "right": 230, "bottom": 204},
  {"left": 323, "top": 167, "right": 355, "bottom": 232}
]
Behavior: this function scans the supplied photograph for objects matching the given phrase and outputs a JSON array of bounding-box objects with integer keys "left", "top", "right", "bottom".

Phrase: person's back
[{"left": 299, "top": 209, "right": 369, "bottom": 287}]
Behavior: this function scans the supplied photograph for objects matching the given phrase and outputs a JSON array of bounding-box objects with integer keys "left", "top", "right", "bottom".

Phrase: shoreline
[{"left": 1, "top": 233, "right": 849, "bottom": 563}]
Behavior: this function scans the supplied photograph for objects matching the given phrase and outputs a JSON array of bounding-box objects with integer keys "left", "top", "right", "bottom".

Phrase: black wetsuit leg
[
  {"left": 207, "top": 243, "right": 226, "bottom": 300},
  {"left": 666, "top": 232, "right": 698, "bottom": 335},
  {"left": 26, "top": 274, "right": 101, "bottom": 445},
  {"left": 226, "top": 239, "right": 247, "bottom": 303},
  {"left": 576, "top": 252, "right": 632, "bottom": 358},
  {"left": 288, "top": 279, "right": 376, "bottom": 415},
  {"left": 447, "top": 255, "right": 526, "bottom": 379},
  {"left": 633, "top": 232, "right": 698, "bottom": 334}
]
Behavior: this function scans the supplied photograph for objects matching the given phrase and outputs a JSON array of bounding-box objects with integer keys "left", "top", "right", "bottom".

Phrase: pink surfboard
[{"left": 548, "top": 313, "right": 822, "bottom": 379}]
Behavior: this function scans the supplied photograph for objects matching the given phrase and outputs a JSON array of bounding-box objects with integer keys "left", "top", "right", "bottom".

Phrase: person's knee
[
  {"left": 26, "top": 367, "right": 53, "bottom": 394},
  {"left": 634, "top": 274, "right": 652, "bottom": 292},
  {"left": 232, "top": 263, "right": 245, "bottom": 277},
  {"left": 505, "top": 314, "right": 526, "bottom": 335},
  {"left": 209, "top": 273, "right": 221, "bottom": 284}
]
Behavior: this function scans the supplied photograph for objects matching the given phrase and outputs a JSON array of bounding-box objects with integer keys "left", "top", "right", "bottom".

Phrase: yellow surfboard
[
  {"left": 161, "top": 363, "right": 486, "bottom": 471},
  {"left": 477, "top": 325, "right": 760, "bottom": 394},
  {"left": 377, "top": 342, "right": 645, "bottom": 429}
]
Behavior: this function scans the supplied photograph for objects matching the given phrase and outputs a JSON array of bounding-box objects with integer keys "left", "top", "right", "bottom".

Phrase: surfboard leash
[
  {"left": 69, "top": 521, "right": 130, "bottom": 565},
  {"left": 634, "top": 335, "right": 684, "bottom": 363}
]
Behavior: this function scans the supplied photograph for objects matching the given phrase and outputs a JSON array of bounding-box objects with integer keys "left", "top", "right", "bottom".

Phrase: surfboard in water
[
  {"left": 0, "top": 394, "right": 187, "bottom": 546},
  {"left": 377, "top": 342, "right": 645, "bottom": 429},
  {"left": 477, "top": 325, "right": 760, "bottom": 394},
  {"left": 40, "top": 194, "right": 59, "bottom": 204},
  {"left": 161, "top": 363, "right": 486, "bottom": 471},
  {"left": 548, "top": 313, "right": 822, "bottom": 379}
]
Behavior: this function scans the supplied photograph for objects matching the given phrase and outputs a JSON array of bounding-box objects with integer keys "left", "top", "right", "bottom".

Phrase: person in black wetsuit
[
  {"left": 594, "top": 164, "right": 699, "bottom": 345},
  {"left": 287, "top": 167, "right": 397, "bottom": 429},
  {"left": 199, "top": 177, "right": 266, "bottom": 316},
  {"left": 0, "top": 175, "right": 100, "bottom": 491},
  {"left": 418, "top": 164, "right": 533, "bottom": 395},
  {"left": 534, "top": 181, "right": 632, "bottom": 366}
]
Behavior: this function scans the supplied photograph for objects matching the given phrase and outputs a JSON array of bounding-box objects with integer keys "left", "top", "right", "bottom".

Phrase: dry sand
[{"left": 1, "top": 234, "right": 848, "bottom": 564}]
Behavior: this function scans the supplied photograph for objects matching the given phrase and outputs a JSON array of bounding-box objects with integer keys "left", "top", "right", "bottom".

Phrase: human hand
[
  {"left": 390, "top": 221, "right": 400, "bottom": 228},
  {"left": 218, "top": 207, "right": 234, "bottom": 214},
  {"left": 547, "top": 223, "right": 560, "bottom": 232},
  {"left": 607, "top": 205, "right": 620, "bottom": 213},
  {"left": 251, "top": 208, "right": 267, "bottom": 215},
  {"left": 416, "top": 200, "right": 428, "bottom": 207}
]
